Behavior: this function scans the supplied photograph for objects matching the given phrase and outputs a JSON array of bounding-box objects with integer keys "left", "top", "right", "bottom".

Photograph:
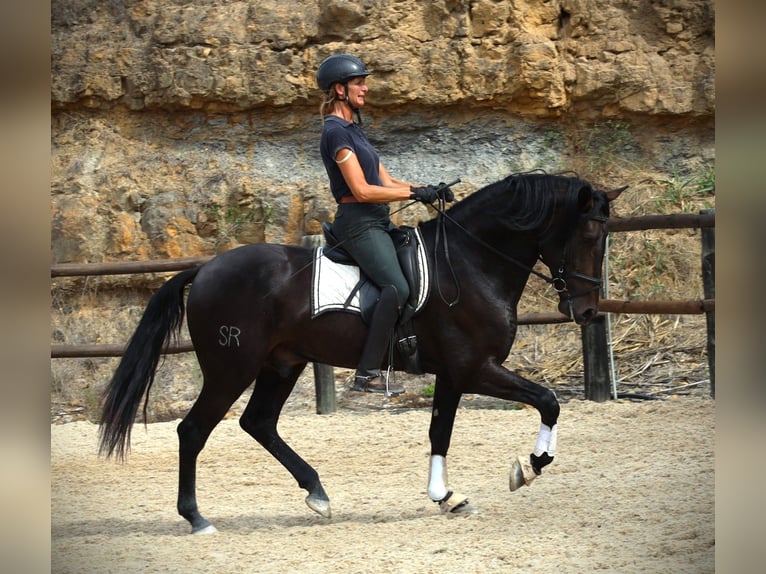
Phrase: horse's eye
[
  {"left": 583, "top": 230, "right": 601, "bottom": 242},
  {"left": 580, "top": 226, "right": 601, "bottom": 242}
]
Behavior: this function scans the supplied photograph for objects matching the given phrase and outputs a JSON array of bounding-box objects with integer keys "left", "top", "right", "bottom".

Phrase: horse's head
[{"left": 540, "top": 183, "right": 626, "bottom": 324}]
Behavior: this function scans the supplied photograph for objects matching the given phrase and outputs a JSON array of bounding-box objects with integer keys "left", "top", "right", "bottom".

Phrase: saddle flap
[{"left": 397, "top": 226, "right": 430, "bottom": 315}]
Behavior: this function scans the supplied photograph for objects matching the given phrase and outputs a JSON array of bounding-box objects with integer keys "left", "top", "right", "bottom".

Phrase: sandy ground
[{"left": 51, "top": 397, "right": 714, "bottom": 574}]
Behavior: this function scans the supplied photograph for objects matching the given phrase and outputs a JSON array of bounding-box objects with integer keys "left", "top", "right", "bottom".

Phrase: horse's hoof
[
  {"left": 509, "top": 455, "right": 537, "bottom": 492},
  {"left": 192, "top": 523, "right": 218, "bottom": 535},
  {"left": 437, "top": 491, "right": 479, "bottom": 516},
  {"left": 306, "top": 494, "right": 332, "bottom": 518},
  {"left": 447, "top": 501, "right": 479, "bottom": 517}
]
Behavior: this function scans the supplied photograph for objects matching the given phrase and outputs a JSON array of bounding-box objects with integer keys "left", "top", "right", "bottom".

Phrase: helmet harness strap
[{"left": 341, "top": 82, "right": 363, "bottom": 125}]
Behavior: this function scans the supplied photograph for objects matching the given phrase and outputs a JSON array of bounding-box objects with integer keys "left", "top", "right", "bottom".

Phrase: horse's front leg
[
  {"left": 472, "top": 360, "right": 560, "bottom": 491},
  {"left": 427, "top": 376, "right": 478, "bottom": 515}
]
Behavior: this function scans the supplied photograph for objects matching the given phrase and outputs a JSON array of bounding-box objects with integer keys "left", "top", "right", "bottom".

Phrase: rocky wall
[{"left": 50, "top": 0, "right": 715, "bottom": 263}]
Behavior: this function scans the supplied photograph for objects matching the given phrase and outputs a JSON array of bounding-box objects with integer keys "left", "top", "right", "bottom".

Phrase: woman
[{"left": 316, "top": 53, "right": 448, "bottom": 395}]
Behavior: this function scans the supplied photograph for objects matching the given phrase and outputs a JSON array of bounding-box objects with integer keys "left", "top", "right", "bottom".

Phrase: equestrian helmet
[{"left": 316, "top": 54, "right": 372, "bottom": 93}]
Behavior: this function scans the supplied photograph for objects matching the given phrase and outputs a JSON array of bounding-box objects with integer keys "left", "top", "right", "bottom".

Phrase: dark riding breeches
[
  {"left": 331, "top": 203, "right": 410, "bottom": 308},
  {"left": 332, "top": 203, "right": 410, "bottom": 376}
]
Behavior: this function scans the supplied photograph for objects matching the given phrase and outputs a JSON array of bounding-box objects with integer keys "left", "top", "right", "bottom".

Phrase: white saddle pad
[{"left": 310, "top": 227, "right": 430, "bottom": 318}]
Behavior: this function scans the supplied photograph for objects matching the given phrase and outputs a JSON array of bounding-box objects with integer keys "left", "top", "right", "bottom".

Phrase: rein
[
  {"left": 389, "top": 183, "right": 464, "bottom": 307},
  {"left": 433, "top": 197, "right": 461, "bottom": 307},
  {"left": 426, "top": 202, "right": 553, "bottom": 283}
]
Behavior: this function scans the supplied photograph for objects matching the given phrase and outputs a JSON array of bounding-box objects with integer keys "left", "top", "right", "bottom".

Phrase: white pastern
[
  {"left": 533, "top": 423, "right": 558, "bottom": 457},
  {"left": 427, "top": 455, "right": 449, "bottom": 501}
]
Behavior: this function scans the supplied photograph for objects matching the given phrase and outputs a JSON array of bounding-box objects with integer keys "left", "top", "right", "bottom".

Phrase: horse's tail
[{"left": 98, "top": 267, "right": 200, "bottom": 460}]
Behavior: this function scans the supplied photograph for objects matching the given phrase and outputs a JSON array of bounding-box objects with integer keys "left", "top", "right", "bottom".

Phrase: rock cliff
[{"left": 51, "top": 0, "right": 715, "bottom": 263}]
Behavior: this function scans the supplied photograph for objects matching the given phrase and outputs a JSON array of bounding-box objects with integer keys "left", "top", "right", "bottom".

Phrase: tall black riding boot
[{"left": 351, "top": 285, "right": 405, "bottom": 395}]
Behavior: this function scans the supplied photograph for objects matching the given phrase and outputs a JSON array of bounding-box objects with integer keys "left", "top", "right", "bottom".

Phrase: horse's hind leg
[
  {"left": 177, "top": 381, "right": 249, "bottom": 534},
  {"left": 239, "top": 363, "right": 331, "bottom": 518}
]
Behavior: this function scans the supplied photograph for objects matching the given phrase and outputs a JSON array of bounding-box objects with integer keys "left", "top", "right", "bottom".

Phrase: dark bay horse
[{"left": 99, "top": 173, "right": 623, "bottom": 533}]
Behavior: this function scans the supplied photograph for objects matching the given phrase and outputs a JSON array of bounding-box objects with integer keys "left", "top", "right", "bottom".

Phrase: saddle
[{"left": 315, "top": 221, "right": 429, "bottom": 374}]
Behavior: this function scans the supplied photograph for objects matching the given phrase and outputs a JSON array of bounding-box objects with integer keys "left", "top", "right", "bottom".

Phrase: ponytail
[{"left": 320, "top": 92, "right": 340, "bottom": 117}]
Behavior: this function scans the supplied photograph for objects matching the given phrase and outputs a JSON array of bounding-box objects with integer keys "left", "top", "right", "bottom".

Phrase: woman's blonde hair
[{"left": 319, "top": 91, "right": 341, "bottom": 117}]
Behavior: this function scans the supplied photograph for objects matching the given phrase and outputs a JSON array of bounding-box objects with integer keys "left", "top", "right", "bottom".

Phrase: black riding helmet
[{"left": 316, "top": 54, "right": 373, "bottom": 93}]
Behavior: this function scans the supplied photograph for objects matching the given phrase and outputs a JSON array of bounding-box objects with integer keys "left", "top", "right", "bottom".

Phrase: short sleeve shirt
[{"left": 320, "top": 115, "right": 381, "bottom": 202}]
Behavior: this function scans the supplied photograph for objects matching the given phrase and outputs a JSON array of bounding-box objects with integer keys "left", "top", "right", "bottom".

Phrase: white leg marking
[
  {"left": 548, "top": 424, "right": 558, "bottom": 456},
  {"left": 427, "top": 455, "right": 449, "bottom": 501},
  {"left": 533, "top": 423, "right": 558, "bottom": 457}
]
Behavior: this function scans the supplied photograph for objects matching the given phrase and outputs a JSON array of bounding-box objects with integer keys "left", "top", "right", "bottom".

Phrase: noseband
[{"left": 547, "top": 213, "right": 608, "bottom": 304}]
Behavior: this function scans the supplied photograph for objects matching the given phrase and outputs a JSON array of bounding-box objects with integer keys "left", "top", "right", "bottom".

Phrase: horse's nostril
[{"left": 581, "top": 308, "right": 596, "bottom": 322}]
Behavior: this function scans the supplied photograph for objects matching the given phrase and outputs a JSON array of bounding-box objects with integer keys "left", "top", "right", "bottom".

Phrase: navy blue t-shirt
[{"left": 320, "top": 115, "right": 381, "bottom": 202}]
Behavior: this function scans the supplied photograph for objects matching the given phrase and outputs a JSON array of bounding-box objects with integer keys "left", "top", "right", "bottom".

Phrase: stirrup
[{"left": 350, "top": 374, "right": 404, "bottom": 396}]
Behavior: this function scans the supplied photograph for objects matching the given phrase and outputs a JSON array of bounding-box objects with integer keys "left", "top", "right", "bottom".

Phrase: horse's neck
[{"left": 423, "top": 218, "right": 541, "bottom": 292}]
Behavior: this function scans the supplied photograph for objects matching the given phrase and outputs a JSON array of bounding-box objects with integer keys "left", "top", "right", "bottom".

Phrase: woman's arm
[
  {"left": 336, "top": 150, "right": 415, "bottom": 203},
  {"left": 379, "top": 162, "right": 416, "bottom": 189}
]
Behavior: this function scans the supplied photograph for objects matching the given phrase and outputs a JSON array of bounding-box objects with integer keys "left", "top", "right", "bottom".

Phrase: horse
[{"left": 99, "top": 172, "right": 624, "bottom": 534}]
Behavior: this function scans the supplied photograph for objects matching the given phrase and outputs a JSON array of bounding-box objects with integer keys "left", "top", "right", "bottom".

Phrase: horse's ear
[{"left": 605, "top": 185, "right": 628, "bottom": 202}]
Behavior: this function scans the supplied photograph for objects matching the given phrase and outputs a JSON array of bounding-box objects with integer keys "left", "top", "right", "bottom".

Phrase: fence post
[
  {"left": 701, "top": 209, "right": 715, "bottom": 398},
  {"left": 312, "top": 362, "right": 336, "bottom": 415},
  {"left": 301, "top": 234, "right": 337, "bottom": 414},
  {"left": 581, "top": 315, "right": 612, "bottom": 402}
]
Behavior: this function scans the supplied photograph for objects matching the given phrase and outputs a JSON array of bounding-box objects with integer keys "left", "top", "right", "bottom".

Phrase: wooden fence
[{"left": 50, "top": 211, "right": 715, "bottom": 408}]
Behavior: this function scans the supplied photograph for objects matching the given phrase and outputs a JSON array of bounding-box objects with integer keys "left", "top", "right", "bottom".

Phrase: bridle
[
  {"left": 539, "top": 212, "right": 608, "bottom": 318},
  {"left": 545, "top": 213, "right": 608, "bottom": 296}
]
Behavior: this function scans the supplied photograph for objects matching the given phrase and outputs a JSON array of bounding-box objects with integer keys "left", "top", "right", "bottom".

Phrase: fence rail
[
  {"left": 50, "top": 211, "right": 715, "bottom": 404},
  {"left": 49, "top": 213, "right": 715, "bottom": 278},
  {"left": 49, "top": 300, "right": 714, "bottom": 359}
]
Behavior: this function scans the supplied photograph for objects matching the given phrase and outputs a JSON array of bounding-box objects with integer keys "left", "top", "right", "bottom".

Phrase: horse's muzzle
[
  {"left": 576, "top": 306, "right": 599, "bottom": 324},
  {"left": 558, "top": 298, "right": 599, "bottom": 325}
]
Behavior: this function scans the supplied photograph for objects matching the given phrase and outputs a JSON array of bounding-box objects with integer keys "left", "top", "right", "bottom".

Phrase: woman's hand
[
  {"left": 410, "top": 185, "right": 439, "bottom": 203},
  {"left": 410, "top": 183, "right": 455, "bottom": 204}
]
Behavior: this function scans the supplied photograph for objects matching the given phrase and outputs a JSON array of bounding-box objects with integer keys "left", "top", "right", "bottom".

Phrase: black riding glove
[
  {"left": 436, "top": 182, "right": 455, "bottom": 203},
  {"left": 410, "top": 185, "right": 439, "bottom": 204}
]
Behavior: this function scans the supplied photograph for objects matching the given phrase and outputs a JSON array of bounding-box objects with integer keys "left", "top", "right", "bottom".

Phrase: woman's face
[{"left": 337, "top": 77, "right": 368, "bottom": 108}]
